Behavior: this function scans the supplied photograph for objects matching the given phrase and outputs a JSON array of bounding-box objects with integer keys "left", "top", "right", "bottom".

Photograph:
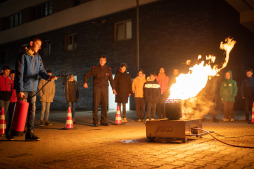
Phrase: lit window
[
  {"left": 65, "top": 34, "right": 77, "bottom": 51},
  {"left": 114, "top": 20, "right": 132, "bottom": 42}
]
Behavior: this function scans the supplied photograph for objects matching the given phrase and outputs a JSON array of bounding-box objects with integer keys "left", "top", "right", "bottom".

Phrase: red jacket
[
  {"left": 10, "top": 80, "right": 17, "bottom": 103},
  {"left": 0, "top": 75, "right": 12, "bottom": 101}
]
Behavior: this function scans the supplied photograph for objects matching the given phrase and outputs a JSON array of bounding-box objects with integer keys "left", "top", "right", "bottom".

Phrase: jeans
[
  {"left": 243, "top": 98, "right": 254, "bottom": 121},
  {"left": 117, "top": 103, "right": 126, "bottom": 118},
  {"left": 5, "top": 102, "right": 15, "bottom": 136},
  {"left": 24, "top": 91, "right": 36, "bottom": 132},
  {"left": 68, "top": 101, "right": 76, "bottom": 118},
  {"left": 0, "top": 100, "right": 10, "bottom": 115},
  {"left": 146, "top": 102, "right": 157, "bottom": 120},
  {"left": 135, "top": 98, "right": 145, "bottom": 119},
  {"left": 223, "top": 101, "right": 234, "bottom": 120},
  {"left": 40, "top": 102, "right": 51, "bottom": 121}
]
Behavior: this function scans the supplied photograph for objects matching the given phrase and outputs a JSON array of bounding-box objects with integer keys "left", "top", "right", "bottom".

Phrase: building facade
[{"left": 0, "top": 0, "right": 254, "bottom": 110}]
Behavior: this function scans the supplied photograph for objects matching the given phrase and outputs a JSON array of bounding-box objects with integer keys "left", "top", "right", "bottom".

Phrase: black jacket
[
  {"left": 83, "top": 65, "right": 115, "bottom": 89},
  {"left": 241, "top": 76, "right": 254, "bottom": 99},
  {"left": 114, "top": 70, "right": 132, "bottom": 103},
  {"left": 65, "top": 80, "right": 79, "bottom": 102},
  {"left": 144, "top": 80, "right": 161, "bottom": 103}
]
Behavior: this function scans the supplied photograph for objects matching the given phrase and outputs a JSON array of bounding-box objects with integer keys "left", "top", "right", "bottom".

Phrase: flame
[{"left": 169, "top": 37, "right": 236, "bottom": 100}]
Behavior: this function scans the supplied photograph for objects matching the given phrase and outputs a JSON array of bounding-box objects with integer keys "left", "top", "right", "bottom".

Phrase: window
[
  {"left": 114, "top": 20, "right": 132, "bottom": 42},
  {"left": 64, "top": 34, "right": 77, "bottom": 51},
  {"left": 8, "top": 12, "right": 22, "bottom": 28},
  {"left": 41, "top": 41, "right": 51, "bottom": 56},
  {"left": 34, "top": 0, "right": 53, "bottom": 19}
]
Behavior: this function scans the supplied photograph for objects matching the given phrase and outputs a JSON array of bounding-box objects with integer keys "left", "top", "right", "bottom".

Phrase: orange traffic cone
[
  {"left": 251, "top": 102, "right": 254, "bottom": 123},
  {"left": 65, "top": 107, "right": 73, "bottom": 129},
  {"left": 0, "top": 107, "right": 6, "bottom": 135},
  {"left": 115, "top": 106, "right": 122, "bottom": 124}
]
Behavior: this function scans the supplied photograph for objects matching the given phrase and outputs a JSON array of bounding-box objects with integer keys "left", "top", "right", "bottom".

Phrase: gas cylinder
[{"left": 11, "top": 100, "right": 29, "bottom": 136}]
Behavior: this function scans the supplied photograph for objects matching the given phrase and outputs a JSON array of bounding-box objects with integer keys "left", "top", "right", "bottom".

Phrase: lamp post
[{"left": 136, "top": 0, "right": 140, "bottom": 72}]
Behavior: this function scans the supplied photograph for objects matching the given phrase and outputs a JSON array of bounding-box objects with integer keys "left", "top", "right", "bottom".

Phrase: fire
[{"left": 169, "top": 37, "right": 236, "bottom": 100}]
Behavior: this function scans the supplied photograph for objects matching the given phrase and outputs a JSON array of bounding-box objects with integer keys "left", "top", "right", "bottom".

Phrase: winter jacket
[
  {"left": 132, "top": 75, "right": 146, "bottom": 98},
  {"left": 38, "top": 78, "right": 55, "bottom": 102},
  {"left": 155, "top": 74, "right": 169, "bottom": 94},
  {"left": 65, "top": 80, "right": 79, "bottom": 102},
  {"left": 240, "top": 76, "right": 254, "bottom": 99},
  {"left": 144, "top": 80, "right": 161, "bottom": 103},
  {"left": 114, "top": 70, "right": 132, "bottom": 103},
  {"left": 83, "top": 65, "right": 115, "bottom": 89},
  {"left": 220, "top": 71, "right": 238, "bottom": 102},
  {"left": 0, "top": 75, "right": 12, "bottom": 101},
  {"left": 10, "top": 80, "right": 17, "bottom": 103},
  {"left": 14, "top": 50, "right": 50, "bottom": 93}
]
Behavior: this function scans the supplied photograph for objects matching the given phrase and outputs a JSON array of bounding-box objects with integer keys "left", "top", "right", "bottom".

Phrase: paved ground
[{"left": 0, "top": 110, "right": 254, "bottom": 169}]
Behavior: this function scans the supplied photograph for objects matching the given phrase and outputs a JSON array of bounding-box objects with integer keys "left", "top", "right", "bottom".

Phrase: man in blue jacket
[{"left": 14, "top": 37, "right": 57, "bottom": 141}]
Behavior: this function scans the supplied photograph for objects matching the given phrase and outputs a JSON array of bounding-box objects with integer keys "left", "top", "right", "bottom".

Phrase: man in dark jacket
[
  {"left": 83, "top": 56, "right": 116, "bottom": 127},
  {"left": 144, "top": 73, "right": 161, "bottom": 121},
  {"left": 14, "top": 37, "right": 57, "bottom": 141},
  {"left": 241, "top": 69, "right": 254, "bottom": 122}
]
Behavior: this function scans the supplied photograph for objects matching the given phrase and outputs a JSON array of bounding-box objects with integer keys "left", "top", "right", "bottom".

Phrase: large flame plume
[{"left": 169, "top": 37, "right": 236, "bottom": 100}]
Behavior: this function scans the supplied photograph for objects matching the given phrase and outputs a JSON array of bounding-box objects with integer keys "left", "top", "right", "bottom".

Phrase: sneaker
[
  {"left": 93, "top": 123, "right": 99, "bottom": 127},
  {"left": 40, "top": 120, "right": 44, "bottom": 127},
  {"left": 223, "top": 118, "right": 229, "bottom": 122},
  {"left": 6, "top": 134, "right": 14, "bottom": 141},
  {"left": 230, "top": 119, "right": 235, "bottom": 122},
  {"left": 123, "top": 118, "right": 128, "bottom": 122},
  {"left": 101, "top": 123, "right": 110, "bottom": 126},
  {"left": 137, "top": 119, "right": 141, "bottom": 122},
  {"left": 45, "top": 121, "right": 52, "bottom": 126},
  {"left": 25, "top": 132, "right": 40, "bottom": 141}
]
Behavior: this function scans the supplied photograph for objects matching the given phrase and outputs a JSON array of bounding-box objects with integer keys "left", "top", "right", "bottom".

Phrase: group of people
[
  {"left": 0, "top": 36, "right": 254, "bottom": 141},
  {"left": 219, "top": 69, "right": 254, "bottom": 123}
]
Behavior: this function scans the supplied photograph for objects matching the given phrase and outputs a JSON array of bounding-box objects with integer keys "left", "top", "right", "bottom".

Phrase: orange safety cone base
[{"left": 115, "top": 106, "right": 123, "bottom": 125}]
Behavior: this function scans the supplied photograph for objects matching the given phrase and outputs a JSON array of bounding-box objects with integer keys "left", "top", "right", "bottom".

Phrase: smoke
[{"left": 181, "top": 76, "right": 218, "bottom": 120}]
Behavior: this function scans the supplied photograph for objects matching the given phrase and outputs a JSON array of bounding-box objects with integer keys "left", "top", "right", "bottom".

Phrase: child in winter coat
[
  {"left": 65, "top": 74, "right": 79, "bottom": 123},
  {"left": 114, "top": 63, "right": 132, "bottom": 122},
  {"left": 220, "top": 70, "right": 238, "bottom": 121},
  {"left": 38, "top": 70, "right": 55, "bottom": 126},
  {"left": 155, "top": 67, "right": 169, "bottom": 119},
  {"left": 132, "top": 70, "right": 146, "bottom": 121},
  {"left": 144, "top": 73, "right": 161, "bottom": 121}
]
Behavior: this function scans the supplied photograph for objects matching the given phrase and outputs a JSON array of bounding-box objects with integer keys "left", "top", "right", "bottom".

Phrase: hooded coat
[
  {"left": 38, "top": 78, "right": 55, "bottom": 102},
  {"left": 114, "top": 70, "right": 132, "bottom": 103},
  {"left": 220, "top": 71, "right": 238, "bottom": 102}
]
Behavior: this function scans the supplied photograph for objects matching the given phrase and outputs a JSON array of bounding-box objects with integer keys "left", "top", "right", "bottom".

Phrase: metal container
[
  {"left": 164, "top": 99, "right": 182, "bottom": 120},
  {"left": 146, "top": 119, "right": 202, "bottom": 142}
]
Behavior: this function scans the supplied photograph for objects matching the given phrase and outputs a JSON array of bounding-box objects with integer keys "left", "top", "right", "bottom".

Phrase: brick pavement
[{"left": 0, "top": 110, "right": 254, "bottom": 169}]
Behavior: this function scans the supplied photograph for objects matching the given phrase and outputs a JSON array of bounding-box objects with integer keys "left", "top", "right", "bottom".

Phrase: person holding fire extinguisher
[{"left": 14, "top": 37, "right": 57, "bottom": 141}]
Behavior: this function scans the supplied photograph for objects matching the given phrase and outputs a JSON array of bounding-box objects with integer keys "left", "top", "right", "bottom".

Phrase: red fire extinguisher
[
  {"left": 10, "top": 76, "right": 61, "bottom": 136},
  {"left": 11, "top": 100, "right": 29, "bottom": 136}
]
